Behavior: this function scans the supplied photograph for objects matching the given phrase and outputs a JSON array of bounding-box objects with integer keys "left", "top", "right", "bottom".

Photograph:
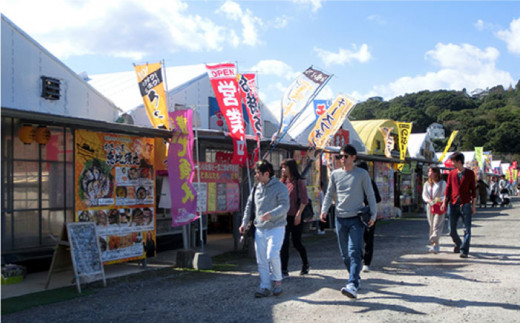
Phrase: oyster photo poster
[{"left": 74, "top": 130, "right": 156, "bottom": 264}]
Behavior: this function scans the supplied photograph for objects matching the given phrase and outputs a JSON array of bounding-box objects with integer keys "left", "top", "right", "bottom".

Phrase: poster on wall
[
  {"left": 193, "top": 162, "right": 241, "bottom": 214},
  {"left": 74, "top": 129, "right": 156, "bottom": 264},
  {"left": 374, "top": 161, "right": 395, "bottom": 219}
]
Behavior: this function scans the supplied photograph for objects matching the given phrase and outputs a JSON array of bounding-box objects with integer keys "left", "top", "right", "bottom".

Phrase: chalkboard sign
[{"left": 67, "top": 222, "right": 106, "bottom": 292}]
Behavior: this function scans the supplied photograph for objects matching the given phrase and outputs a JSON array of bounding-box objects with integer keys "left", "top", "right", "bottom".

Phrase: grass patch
[{"left": 1, "top": 286, "right": 96, "bottom": 315}]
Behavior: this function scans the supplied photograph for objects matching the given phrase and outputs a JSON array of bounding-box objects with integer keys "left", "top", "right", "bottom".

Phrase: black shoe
[
  {"left": 454, "top": 246, "right": 460, "bottom": 253},
  {"left": 300, "top": 264, "right": 310, "bottom": 275},
  {"left": 460, "top": 253, "right": 468, "bottom": 258},
  {"left": 282, "top": 271, "right": 289, "bottom": 279}
]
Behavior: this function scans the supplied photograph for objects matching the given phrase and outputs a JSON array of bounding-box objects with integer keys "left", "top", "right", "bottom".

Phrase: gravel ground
[{"left": 4, "top": 198, "right": 520, "bottom": 323}]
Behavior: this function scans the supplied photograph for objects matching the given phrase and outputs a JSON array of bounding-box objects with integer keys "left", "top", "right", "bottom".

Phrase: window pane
[
  {"left": 2, "top": 212, "right": 14, "bottom": 251},
  {"left": 41, "top": 127, "right": 63, "bottom": 161},
  {"left": 13, "top": 161, "right": 39, "bottom": 209},
  {"left": 14, "top": 123, "right": 39, "bottom": 160},
  {"left": 42, "top": 210, "right": 66, "bottom": 245},
  {"left": 12, "top": 210, "right": 40, "bottom": 249},
  {"left": 66, "top": 162, "right": 73, "bottom": 208}
]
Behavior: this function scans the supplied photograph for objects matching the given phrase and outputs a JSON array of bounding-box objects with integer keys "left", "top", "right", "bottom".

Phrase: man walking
[
  {"left": 239, "top": 160, "right": 289, "bottom": 298},
  {"left": 320, "top": 144, "right": 377, "bottom": 299},
  {"left": 441, "top": 152, "right": 477, "bottom": 258}
]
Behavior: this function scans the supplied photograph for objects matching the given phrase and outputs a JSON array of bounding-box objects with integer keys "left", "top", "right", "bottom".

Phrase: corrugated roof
[{"left": 88, "top": 64, "right": 207, "bottom": 112}]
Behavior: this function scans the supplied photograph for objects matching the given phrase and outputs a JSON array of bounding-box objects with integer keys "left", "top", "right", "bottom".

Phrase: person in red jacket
[{"left": 441, "top": 152, "right": 477, "bottom": 258}]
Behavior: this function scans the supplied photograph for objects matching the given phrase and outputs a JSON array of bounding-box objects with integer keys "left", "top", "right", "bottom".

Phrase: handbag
[
  {"left": 296, "top": 180, "right": 314, "bottom": 222},
  {"left": 357, "top": 206, "right": 371, "bottom": 227},
  {"left": 430, "top": 202, "right": 445, "bottom": 215},
  {"left": 429, "top": 184, "right": 446, "bottom": 215}
]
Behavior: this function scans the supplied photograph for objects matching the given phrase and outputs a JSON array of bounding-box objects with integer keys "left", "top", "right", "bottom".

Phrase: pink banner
[
  {"left": 238, "top": 73, "right": 262, "bottom": 164},
  {"left": 168, "top": 110, "right": 198, "bottom": 227},
  {"left": 206, "top": 63, "right": 247, "bottom": 165}
]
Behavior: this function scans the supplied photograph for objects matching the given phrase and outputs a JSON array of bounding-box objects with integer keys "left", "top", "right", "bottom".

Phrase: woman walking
[
  {"left": 422, "top": 166, "right": 446, "bottom": 254},
  {"left": 280, "top": 158, "right": 310, "bottom": 278}
]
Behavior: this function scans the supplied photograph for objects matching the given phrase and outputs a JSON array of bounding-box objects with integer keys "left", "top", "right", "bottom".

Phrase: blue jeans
[
  {"left": 335, "top": 216, "right": 364, "bottom": 288},
  {"left": 448, "top": 203, "right": 472, "bottom": 254}
]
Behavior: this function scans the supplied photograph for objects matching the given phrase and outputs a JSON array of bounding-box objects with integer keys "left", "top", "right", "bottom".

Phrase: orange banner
[{"left": 134, "top": 62, "right": 170, "bottom": 130}]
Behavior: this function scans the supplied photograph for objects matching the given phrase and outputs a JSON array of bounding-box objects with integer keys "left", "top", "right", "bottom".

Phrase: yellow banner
[
  {"left": 396, "top": 122, "right": 412, "bottom": 171},
  {"left": 308, "top": 94, "right": 356, "bottom": 149},
  {"left": 134, "top": 62, "right": 170, "bottom": 130},
  {"left": 438, "top": 130, "right": 459, "bottom": 162}
]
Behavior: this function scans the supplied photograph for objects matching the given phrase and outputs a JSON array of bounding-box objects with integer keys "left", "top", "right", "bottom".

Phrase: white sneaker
[
  {"left": 341, "top": 283, "right": 358, "bottom": 299},
  {"left": 317, "top": 230, "right": 326, "bottom": 235},
  {"left": 362, "top": 265, "right": 370, "bottom": 272}
]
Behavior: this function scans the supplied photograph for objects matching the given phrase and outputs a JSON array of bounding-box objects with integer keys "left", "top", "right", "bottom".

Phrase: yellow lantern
[
  {"left": 35, "top": 126, "right": 51, "bottom": 145},
  {"left": 18, "top": 124, "right": 36, "bottom": 145}
]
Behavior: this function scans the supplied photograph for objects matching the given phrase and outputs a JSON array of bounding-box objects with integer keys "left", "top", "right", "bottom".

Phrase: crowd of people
[{"left": 239, "top": 147, "right": 515, "bottom": 300}]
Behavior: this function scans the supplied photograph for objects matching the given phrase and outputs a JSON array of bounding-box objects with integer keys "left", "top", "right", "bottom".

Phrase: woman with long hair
[
  {"left": 422, "top": 166, "right": 446, "bottom": 254},
  {"left": 280, "top": 158, "right": 310, "bottom": 278}
]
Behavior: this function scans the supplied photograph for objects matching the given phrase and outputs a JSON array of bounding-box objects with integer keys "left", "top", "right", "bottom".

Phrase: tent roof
[{"left": 351, "top": 119, "right": 398, "bottom": 155}]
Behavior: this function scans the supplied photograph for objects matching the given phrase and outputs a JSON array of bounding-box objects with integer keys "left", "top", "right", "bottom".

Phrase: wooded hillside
[{"left": 349, "top": 81, "right": 520, "bottom": 162}]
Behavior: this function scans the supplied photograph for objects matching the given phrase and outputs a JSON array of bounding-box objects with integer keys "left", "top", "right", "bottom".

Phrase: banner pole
[{"left": 194, "top": 106, "right": 204, "bottom": 252}]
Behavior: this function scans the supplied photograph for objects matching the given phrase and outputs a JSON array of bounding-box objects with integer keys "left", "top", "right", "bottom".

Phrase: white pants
[{"left": 255, "top": 226, "right": 285, "bottom": 289}]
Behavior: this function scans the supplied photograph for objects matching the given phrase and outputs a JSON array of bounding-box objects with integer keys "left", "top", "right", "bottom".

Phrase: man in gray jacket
[
  {"left": 320, "top": 144, "right": 377, "bottom": 299},
  {"left": 240, "top": 160, "right": 289, "bottom": 298}
]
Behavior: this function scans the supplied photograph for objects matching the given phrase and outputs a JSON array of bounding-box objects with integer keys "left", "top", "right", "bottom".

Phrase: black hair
[
  {"left": 449, "top": 151, "right": 464, "bottom": 164},
  {"left": 341, "top": 144, "right": 357, "bottom": 156},
  {"left": 281, "top": 158, "right": 302, "bottom": 181},
  {"left": 255, "top": 159, "right": 274, "bottom": 178}
]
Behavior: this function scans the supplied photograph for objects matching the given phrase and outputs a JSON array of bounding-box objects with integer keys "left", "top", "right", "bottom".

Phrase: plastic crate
[{"left": 1, "top": 275, "right": 24, "bottom": 285}]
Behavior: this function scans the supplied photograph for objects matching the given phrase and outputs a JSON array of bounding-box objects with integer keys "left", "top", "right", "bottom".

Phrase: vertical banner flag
[
  {"left": 237, "top": 73, "right": 263, "bottom": 163},
  {"left": 379, "top": 127, "right": 395, "bottom": 158},
  {"left": 308, "top": 94, "right": 357, "bottom": 149},
  {"left": 206, "top": 63, "right": 247, "bottom": 165},
  {"left": 168, "top": 110, "right": 198, "bottom": 227},
  {"left": 275, "top": 67, "right": 331, "bottom": 144},
  {"left": 134, "top": 62, "right": 170, "bottom": 129},
  {"left": 475, "top": 147, "right": 483, "bottom": 170},
  {"left": 438, "top": 130, "right": 459, "bottom": 163},
  {"left": 396, "top": 122, "right": 412, "bottom": 171}
]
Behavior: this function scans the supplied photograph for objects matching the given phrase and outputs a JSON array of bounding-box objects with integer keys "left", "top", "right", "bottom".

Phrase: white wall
[{"left": 1, "top": 15, "right": 120, "bottom": 121}]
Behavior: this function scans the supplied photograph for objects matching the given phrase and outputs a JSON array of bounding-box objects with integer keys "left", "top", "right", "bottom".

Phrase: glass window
[
  {"left": 12, "top": 210, "right": 40, "bottom": 249},
  {"left": 2, "top": 116, "right": 74, "bottom": 254},
  {"left": 13, "top": 161, "right": 39, "bottom": 210},
  {"left": 41, "top": 210, "right": 67, "bottom": 245}
]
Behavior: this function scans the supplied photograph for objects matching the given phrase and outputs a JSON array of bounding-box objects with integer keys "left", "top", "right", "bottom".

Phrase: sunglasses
[{"left": 335, "top": 154, "right": 350, "bottom": 160}]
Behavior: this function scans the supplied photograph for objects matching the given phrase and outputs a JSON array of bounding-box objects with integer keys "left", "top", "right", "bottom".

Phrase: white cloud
[
  {"left": 217, "top": 0, "right": 263, "bottom": 46},
  {"left": 250, "top": 60, "right": 296, "bottom": 80},
  {"left": 314, "top": 44, "right": 371, "bottom": 66},
  {"left": 365, "top": 43, "right": 514, "bottom": 100},
  {"left": 273, "top": 15, "right": 291, "bottom": 29},
  {"left": 496, "top": 17, "right": 520, "bottom": 55},
  {"left": 292, "top": 0, "right": 324, "bottom": 12},
  {"left": 368, "top": 14, "right": 386, "bottom": 25},
  {"left": 1, "top": 0, "right": 261, "bottom": 60}
]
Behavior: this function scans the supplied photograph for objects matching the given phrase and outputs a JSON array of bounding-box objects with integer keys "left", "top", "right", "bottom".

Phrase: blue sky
[{"left": 2, "top": 0, "right": 520, "bottom": 111}]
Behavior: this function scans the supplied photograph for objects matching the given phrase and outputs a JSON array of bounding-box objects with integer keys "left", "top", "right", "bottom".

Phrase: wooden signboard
[{"left": 46, "top": 222, "right": 106, "bottom": 293}]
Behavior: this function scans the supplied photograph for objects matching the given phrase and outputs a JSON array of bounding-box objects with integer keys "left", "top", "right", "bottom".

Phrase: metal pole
[{"left": 194, "top": 106, "right": 204, "bottom": 252}]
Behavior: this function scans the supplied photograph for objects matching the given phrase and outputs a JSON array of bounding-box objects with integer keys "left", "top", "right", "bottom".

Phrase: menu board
[
  {"left": 74, "top": 129, "right": 156, "bottom": 264},
  {"left": 192, "top": 162, "right": 241, "bottom": 214},
  {"left": 67, "top": 222, "right": 104, "bottom": 278}
]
